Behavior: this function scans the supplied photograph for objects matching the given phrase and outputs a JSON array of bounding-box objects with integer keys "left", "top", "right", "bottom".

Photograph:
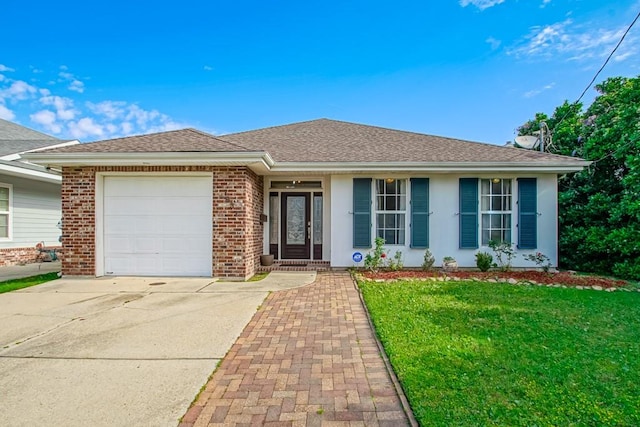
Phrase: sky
[{"left": 1, "top": 0, "right": 639, "bottom": 145}]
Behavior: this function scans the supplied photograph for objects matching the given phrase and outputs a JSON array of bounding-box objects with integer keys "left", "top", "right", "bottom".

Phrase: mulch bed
[{"left": 360, "top": 270, "right": 632, "bottom": 289}]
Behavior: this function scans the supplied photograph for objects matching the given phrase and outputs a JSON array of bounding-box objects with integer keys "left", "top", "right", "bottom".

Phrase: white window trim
[
  {"left": 0, "top": 183, "right": 12, "bottom": 241},
  {"left": 480, "top": 178, "right": 512, "bottom": 246},
  {"left": 375, "top": 178, "right": 407, "bottom": 246}
]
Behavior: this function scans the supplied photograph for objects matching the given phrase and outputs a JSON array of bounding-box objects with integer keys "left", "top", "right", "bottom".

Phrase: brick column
[
  {"left": 212, "top": 167, "right": 264, "bottom": 279},
  {"left": 61, "top": 167, "right": 96, "bottom": 276}
]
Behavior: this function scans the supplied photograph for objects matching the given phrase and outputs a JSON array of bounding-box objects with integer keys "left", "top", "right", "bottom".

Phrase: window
[
  {"left": 376, "top": 179, "right": 406, "bottom": 245},
  {"left": 481, "top": 179, "right": 511, "bottom": 245},
  {"left": 0, "top": 184, "right": 10, "bottom": 239}
]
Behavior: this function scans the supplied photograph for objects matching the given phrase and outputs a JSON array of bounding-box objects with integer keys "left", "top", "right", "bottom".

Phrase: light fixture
[
  {"left": 492, "top": 178, "right": 501, "bottom": 184},
  {"left": 385, "top": 178, "right": 395, "bottom": 184}
]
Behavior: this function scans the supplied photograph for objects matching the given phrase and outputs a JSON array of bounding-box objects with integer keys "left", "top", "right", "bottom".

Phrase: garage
[{"left": 102, "top": 175, "right": 213, "bottom": 276}]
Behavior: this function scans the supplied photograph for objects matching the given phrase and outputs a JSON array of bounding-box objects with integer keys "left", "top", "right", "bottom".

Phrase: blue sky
[{"left": 1, "top": 0, "right": 639, "bottom": 144}]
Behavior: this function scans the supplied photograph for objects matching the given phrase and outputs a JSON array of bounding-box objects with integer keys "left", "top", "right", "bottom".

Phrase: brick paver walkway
[{"left": 180, "top": 271, "right": 412, "bottom": 427}]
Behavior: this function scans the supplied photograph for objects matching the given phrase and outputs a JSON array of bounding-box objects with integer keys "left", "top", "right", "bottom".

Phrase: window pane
[
  {"left": 376, "top": 196, "right": 384, "bottom": 210},
  {"left": 481, "top": 196, "right": 490, "bottom": 211},
  {"left": 269, "top": 196, "right": 279, "bottom": 243},
  {"left": 0, "top": 214, "right": 6, "bottom": 238},
  {"left": 313, "top": 196, "right": 322, "bottom": 244},
  {"left": 399, "top": 195, "right": 406, "bottom": 210},
  {"left": 0, "top": 200, "right": 7, "bottom": 212},
  {"left": 481, "top": 179, "right": 490, "bottom": 194},
  {"left": 492, "top": 180, "right": 501, "bottom": 194},
  {"left": 385, "top": 195, "right": 396, "bottom": 210},
  {"left": 377, "top": 180, "right": 385, "bottom": 194}
]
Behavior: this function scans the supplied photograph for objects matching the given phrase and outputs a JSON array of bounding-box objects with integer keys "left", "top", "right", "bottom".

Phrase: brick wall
[
  {"left": 62, "top": 165, "right": 264, "bottom": 279},
  {"left": 0, "top": 246, "right": 63, "bottom": 266},
  {"left": 212, "top": 167, "right": 264, "bottom": 279}
]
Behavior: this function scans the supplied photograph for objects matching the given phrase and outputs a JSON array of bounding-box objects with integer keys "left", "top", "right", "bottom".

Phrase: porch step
[{"left": 258, "top": 260, "right": 331, "bottom": 272}]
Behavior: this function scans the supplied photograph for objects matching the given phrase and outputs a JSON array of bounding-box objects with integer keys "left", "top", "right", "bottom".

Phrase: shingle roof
[
  {"left": 221, "top": 119, "right": 585, "bottom": 164},
  {"left": 31, "top": 119, "right": 587, "bottom": 168},
  {"left": 0, "top": 119, "right": 75, "bottom": 158},
  {"left": 40, "top": 128, "right": 252, "bottom": 153},
  {"left": 0, "top": 119, "right": 58, "bottom": 141}
]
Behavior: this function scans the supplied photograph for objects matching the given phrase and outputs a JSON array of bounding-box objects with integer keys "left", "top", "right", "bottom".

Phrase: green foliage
[
  {"left": 488, "top": 240, "right": 515, "bottom": 271},
  {"left": 359, "top": 279, "right": 640, "bottom": 426},
  {"left": 421, "top": 249, "right": 435, "bottom": 271},
  {"left": 519, "top": 75, "right": 640, "bottom": 280},
  {"left": 523, "top": 252, "right": 552, "bottom": 273},
  {"left": 475, "top": 251, "right": 493, "bottom": 272},
  {"left": 364, "top": 237, "right": 387, "bottom": 272},
  {"left": 388, "top": 250, "right": 404, "bottom": 271}
]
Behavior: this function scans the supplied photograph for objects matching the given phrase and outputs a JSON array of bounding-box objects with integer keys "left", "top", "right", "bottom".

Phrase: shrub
[
  {"left": 488, "top": 240, "right": 516, "bottom": 271},
  {"left": 364, "top": 237, "right": 387, "bottom": 272},
  {"left": 523, "top": 252, "right": 552, "bottom": 272},
  {"left": 388, "top": 251, "right": 404, "bottom": 271},
  {"left": 422, "top": 249, "right": 435, "bottom": 271},
  {"left": 475, "top": 251, "right": 493, "bottom": 272}
]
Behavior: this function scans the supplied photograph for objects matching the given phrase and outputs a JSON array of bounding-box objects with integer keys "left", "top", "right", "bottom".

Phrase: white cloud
[
  {"left": 0, "top": 64, "right": 15, "bottom": 72},
  {"left": 40, "top": 95, "right": 77, "bottom": 120},
  {"left": 508, "top": 18, "right": 638, "bottom": 63},
  {"left": 523, "top": 82, "right": 556, "bottom": 98},
  {"left": 68, "top": 79, "right": 85, "bottom": 93},
  {"left": 67, "top": 117, "right": 105, "bottom": 139},
  {"left": 58, "top": 70, "right": 85, "bottom": 93},
  {"left": 204, "top": 65, "right": 213, "bottom": 71},
  {"left": 0, "top": 104, "right": 15, "bottom": 120},
  {"left": 540, "top": 0, "right": 552, "bottom": 7},
  {"left": 486, "top": 36, "right": 502, "bottom": 50},
  {"left": 87, "top": 100, "right": 127, "bottom": 120},
  {"left": 30, "top": 110, "right": 62, "bottom": 133},
  {"left": 0, "top": 80, "right": 38, "bottom": 101},
  {"left": 459, "top": 0, "right": 505, "bottom": 10}
]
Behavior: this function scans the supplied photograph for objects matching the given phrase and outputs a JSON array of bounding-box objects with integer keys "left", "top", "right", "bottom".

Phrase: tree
[{"left": 518, "top": 75, "right": 640, "bottom": 280}]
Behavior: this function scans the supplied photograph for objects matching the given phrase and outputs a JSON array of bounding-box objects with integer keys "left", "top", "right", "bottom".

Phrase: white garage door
[{"left": 104, "top": 176, "right": 212, "bottom": 276}]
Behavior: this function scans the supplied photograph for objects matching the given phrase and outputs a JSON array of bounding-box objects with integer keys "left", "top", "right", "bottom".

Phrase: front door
[{"left": 281, "top": 193, "right": 310, "bottom": 259}]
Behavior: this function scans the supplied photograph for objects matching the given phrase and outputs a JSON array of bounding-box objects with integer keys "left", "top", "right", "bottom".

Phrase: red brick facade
[
  {"left": 61, "top": 166, "right": 264, "bottom": 279},
  {"left": 0, "top": 246, "right": 62, "bottom": 266}
]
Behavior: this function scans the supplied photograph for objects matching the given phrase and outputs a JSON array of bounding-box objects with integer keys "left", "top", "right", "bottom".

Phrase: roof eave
[
  {"left": 22, "top": 151, "right": 275, "bottom": 171},
  {"left": 268, "top": 161, "right": 591, "bottom": 174},
  {"left": 0, "top": 162, "right": 61, "bottom": 184}
]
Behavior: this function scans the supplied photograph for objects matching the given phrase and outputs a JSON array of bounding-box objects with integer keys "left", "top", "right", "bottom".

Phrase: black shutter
[
  {"left": 353, "top": 178, "right": 372, "bottom": 248},
  {"left": 410, "top": 178, "right": 429, "bottom": 248},
  {"left": 518, "top": 178, "right": 537, "bottom": 249},
  {"left": 459, "top": 178, "right": 478, "bottom": 249}
]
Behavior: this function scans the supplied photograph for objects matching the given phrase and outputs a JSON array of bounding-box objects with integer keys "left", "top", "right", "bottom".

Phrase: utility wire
[{"left": 551, "top": 9, "right": 640, "bottom": 134}]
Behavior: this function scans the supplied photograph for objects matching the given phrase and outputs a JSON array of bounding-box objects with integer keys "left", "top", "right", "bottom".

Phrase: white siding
[
  {"left": 330, "top": 174, "right": 559, "bottom": 268},
  {"left": 0, "top": 174, "right": 61, "bottom": 249}
]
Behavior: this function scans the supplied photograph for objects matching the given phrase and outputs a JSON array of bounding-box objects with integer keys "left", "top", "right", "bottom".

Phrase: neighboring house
[
  {"left": 25, "top": 119, "right": 589, "bottom": 279},
  {"left": 0, "top": 119, "right": 79, "bottom": 266}
]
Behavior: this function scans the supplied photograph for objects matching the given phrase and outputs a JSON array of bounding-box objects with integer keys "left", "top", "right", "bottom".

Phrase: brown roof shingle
[
  {"left": 41, "top": 128, "right": 251, "bottom": 153},
  {"left": 221, "top": 119, "right": 585, "bottom": 164}
]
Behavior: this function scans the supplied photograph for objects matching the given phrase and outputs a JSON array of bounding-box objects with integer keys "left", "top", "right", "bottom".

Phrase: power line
[{"left": 552, "top": 10, "right": 640, "bottom": 133}]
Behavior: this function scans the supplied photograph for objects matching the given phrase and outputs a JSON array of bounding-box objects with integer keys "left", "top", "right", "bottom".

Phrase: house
[
  {"left": 24, "top": 119, "right": 589, "bottom": 279},
  {"left": 0, "top": 119, "right": 79, "bottom": 266}
]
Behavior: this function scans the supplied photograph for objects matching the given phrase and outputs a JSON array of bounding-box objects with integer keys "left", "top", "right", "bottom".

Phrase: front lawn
[
  {"left": 359, "top": 279, "right": 640, "bottom": 426},
  {"left": 0, "top": 272, "right": 59, "bottom": 294}
]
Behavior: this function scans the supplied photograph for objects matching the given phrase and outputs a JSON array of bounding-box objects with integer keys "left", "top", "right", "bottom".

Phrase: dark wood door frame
[{"left": 281, "top": 192, "right": 311, "bottom": 259}]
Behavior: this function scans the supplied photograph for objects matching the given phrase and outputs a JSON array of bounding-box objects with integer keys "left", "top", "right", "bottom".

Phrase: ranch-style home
[{"left": 25, "top": 119, "right": 589, "bottom": 280}]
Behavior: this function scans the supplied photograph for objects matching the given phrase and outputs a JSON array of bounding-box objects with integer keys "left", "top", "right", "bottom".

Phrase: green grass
[
  {"left": 246, "top": 272, "right": 270, "bottom": 282},
  {"left": 359, "top": 279, "right": 640, "bottom": 426},
  {"left": 0, "top": 272, "right": 59, "bottom": 293}
]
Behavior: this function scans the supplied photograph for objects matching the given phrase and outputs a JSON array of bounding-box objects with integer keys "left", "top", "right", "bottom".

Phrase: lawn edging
[{"left": 349, "top": 272, "right": 419, "bottom": 427}]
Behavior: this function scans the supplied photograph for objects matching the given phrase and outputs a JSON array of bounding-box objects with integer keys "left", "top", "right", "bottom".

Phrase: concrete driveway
[{"left": 0, "top": 272, "right": 316, "bottom": 427}]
